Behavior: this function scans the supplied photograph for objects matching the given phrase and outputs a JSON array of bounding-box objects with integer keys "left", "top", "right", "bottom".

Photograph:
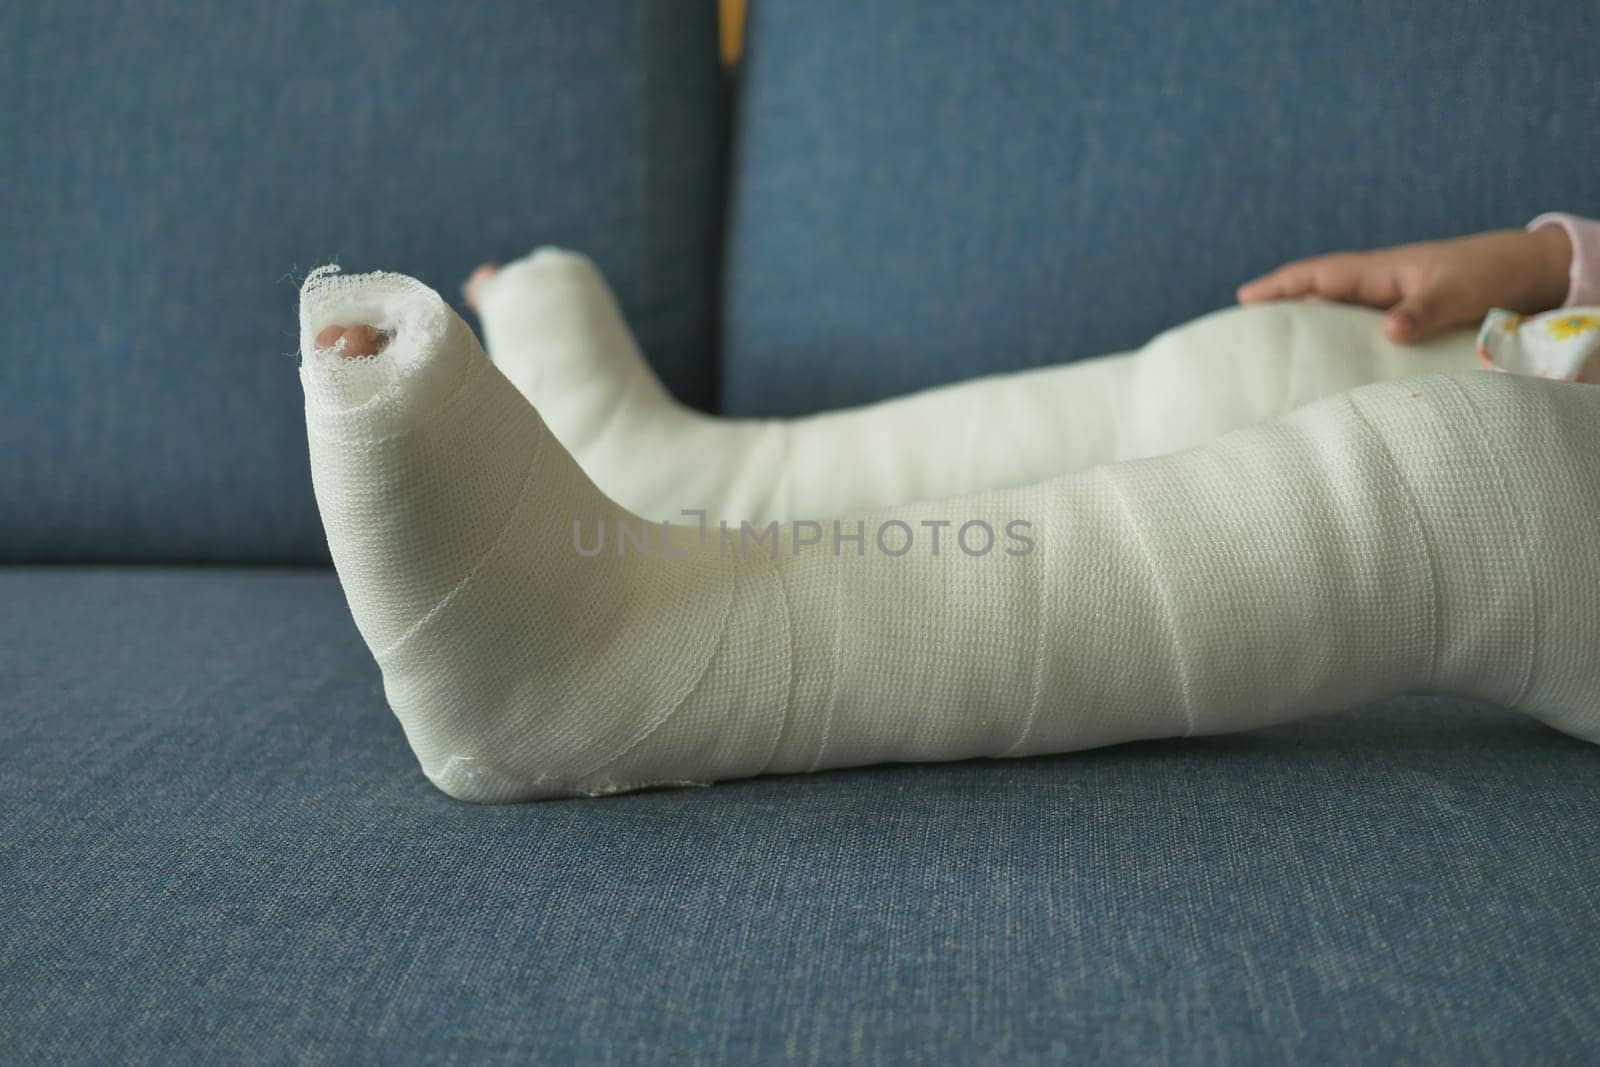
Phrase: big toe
[
  {"left": 462, "top": 263, "right": 500, "bottom": 311},
  {"left": 315, "top": 323, "right": 390, "bottom": 359}
]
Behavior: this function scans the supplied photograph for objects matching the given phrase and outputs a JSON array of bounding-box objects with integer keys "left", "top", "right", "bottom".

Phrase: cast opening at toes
[
  {"left": 462, "top": 263, "right": 500, "bottom": 311},
  {"left": 314, "top": 323, "right": 391, "bottom": 359}
]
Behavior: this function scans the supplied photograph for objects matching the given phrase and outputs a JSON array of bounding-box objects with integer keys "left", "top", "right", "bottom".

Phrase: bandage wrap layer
[
  {"left": 475, "top": 249, "right": 1485, "bottom": 523},
  {"left": 301, "top": 267, "right": 1600, "bottom": 801}
]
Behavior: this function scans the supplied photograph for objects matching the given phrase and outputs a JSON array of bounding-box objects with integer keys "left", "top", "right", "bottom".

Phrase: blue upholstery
[
  {"left": 3, "top": 568, "right": 1598, "bottom": 1061},
  {"left": 721, "top": 0, "right": 1600, "bottom": 415},
  {"left": 1, "top": 0, "right": 725, "bottom": 564}
]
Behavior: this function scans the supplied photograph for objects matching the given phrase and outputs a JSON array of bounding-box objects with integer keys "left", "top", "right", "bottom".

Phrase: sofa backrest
[
  {"left": 720, "top": 0, "right": 1600, "bottom": 415},
  {"left": 2, "top": 0, "right": 725, "bottom": 563}
]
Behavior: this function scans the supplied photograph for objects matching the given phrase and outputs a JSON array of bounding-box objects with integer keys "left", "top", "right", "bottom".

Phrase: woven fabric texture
[
  {"left": 1, "top": 0, "right": 725, "bottom": 563},
  {"left": 4, "top": 567, "right": 1599, "bottom": 1061},
  {"left": 302, "top": 269, "right": 1600, "bottom": 801},
  {"left": 721, "top": 0, "right": 1600, "bottom": 415}
]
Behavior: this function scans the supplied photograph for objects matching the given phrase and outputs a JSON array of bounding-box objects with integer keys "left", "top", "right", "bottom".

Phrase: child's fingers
[
  {"left": 1238, "top": 255, "right": 1354, "bottom": 304},
  {"left": 1383, "top": 284, "right": 1468, "bottom": 345},
  {"left": 1235, "top": 274, "right": 1273, "bottom": 302},
  {"left": 1240, "top": 253, "right": 1408, "bottom": 312},
  {"left": 1235, "top": 260, "right": 1299, "bottom": 302},
  {"left": 1383, "top": 307, "right": 1419, "bottom": 343}
]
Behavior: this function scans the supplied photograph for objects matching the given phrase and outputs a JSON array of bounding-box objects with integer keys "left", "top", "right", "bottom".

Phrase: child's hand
[{"left": 1236, "top": 227, "right": 1572, "bottom": 344}]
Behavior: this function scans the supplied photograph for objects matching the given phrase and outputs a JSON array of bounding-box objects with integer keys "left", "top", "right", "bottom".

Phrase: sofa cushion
[
  {"left": 1, "top": 0, "right": 725, "bottom": 564},
  {"left": 3, "top": 567, "right": 1597, "bottom": 1060},
  {"left": 720, "top": 0, "right": 1600, "bottom": 415}
]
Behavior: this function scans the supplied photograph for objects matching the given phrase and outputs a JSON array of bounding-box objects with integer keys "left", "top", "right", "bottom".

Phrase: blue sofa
[{"left": 5, "top": 2, "right": 1599, "bottom": 1060}]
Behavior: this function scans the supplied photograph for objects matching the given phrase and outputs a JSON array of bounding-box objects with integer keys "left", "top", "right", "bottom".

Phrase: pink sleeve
[{"left": 1527, "top": 212, "right": 1600, "bottom": 307}]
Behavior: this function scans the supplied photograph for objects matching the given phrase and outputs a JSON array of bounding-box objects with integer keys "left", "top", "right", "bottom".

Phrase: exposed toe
[
  {"left": 315, "top": 323, "right": 390, "bottom": 359},
  {"left": 462, "top": 263, "right": 500, "bottom": 311}
]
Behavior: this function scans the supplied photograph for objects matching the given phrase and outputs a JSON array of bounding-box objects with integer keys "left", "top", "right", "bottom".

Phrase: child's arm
[{"left": 1237, "top": 215, "right": 1595, "bottom": 344}]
